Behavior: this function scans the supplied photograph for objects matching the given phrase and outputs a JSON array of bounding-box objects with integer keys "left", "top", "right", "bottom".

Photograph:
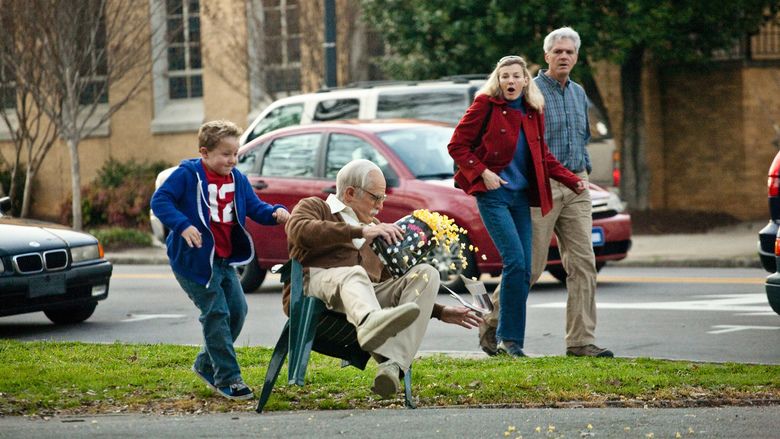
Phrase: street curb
[
  {"left": 105, "top": 255, "right": 169, "bottom": 265},
  {"left": 612, "top": 257, "right": 762, "bottom": 269}
]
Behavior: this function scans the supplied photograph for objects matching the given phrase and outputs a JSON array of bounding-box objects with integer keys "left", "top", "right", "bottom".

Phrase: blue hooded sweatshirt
[{"left": 150, "top": 158, "right": 285, "bottom": 286}]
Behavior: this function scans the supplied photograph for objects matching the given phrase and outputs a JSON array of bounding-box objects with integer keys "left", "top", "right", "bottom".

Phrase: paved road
[
  {"left": 1, "top": 265, "right": 777, "bottom": 364},
  {"left": 1, "top": 406, "right": 778, "bottom": 438}
]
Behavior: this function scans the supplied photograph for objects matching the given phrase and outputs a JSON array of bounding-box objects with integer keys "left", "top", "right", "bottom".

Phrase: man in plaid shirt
[{"left": 480, "top": 27, "right": 614, "bottom": 358}]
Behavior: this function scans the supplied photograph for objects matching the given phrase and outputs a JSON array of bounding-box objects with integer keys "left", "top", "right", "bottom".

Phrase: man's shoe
[
  {"left": 496, "top": 340, "right": 526, "bottom": 357},
  {"left": 216, "top": 381, "right": 254, "bottom": 401},
  {"left": 479, "top": 323, "right": 498, "bottom": 356},
  {"left": 566, "top": 344, "right": 614, "bottom": 358},
  {"left": 191, "top": 366, "right": 218, "bottom": 392},
  {"left": 357, "top": 303, "right": 420, "bottom": 352},
  {"left": 371, "top": 361, "right": 401, "bottom": 398}
]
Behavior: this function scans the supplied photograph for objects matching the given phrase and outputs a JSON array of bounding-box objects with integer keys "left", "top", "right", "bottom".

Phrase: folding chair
[{"left": 256, "top": 259, "right": 415, "bottom": 412}]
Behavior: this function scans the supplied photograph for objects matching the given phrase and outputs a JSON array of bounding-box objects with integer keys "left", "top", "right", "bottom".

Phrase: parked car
[
  {"left": 758, "top": 150, "right": 780, "bottom": 315},
  {"left": 239, "top": 78, "right": 619, "bottom": 188},
  {"left": 0, "top": 197, "right": 112, "bottom": 324},
  {"left": 152, "top": 120, "right": 632, "bottom": 291}
]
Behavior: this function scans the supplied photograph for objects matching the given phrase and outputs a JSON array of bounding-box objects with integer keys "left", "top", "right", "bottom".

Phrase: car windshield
[{"left": 377, "top": 126, "right": 455, "bottom": 179}]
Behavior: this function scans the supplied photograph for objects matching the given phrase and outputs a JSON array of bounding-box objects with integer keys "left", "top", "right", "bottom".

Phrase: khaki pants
[
  {"left": 306, "top": 264, "right": 438, "bottom": 369},
  {"left": 484, "top": 172, "right": 598, "bottom": 348}
]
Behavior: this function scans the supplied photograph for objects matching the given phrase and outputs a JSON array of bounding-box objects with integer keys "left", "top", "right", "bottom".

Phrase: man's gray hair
[
  {"left": 336, "top": 159, "right": 382, "bottom": 199},
  {"left": 543, "top": 26, "right": 581, "bottom": 53}
]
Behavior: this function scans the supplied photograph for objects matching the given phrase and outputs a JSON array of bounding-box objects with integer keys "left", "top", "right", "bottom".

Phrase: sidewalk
[{"left": 105, "top": 221, "right": 765, "bottom": 268}]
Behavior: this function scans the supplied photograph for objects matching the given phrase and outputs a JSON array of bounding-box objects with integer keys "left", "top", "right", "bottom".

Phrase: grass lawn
[{"left": 1, "top": 341, "right": 778, "bottom": 415}]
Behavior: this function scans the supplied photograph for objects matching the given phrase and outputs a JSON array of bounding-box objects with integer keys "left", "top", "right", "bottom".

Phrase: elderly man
[
  {"left": 480, "top": 27, "right": 613, "bottom": 358},
  {"left": 285, "top": 159, "right": 481, "bottom": 398}
]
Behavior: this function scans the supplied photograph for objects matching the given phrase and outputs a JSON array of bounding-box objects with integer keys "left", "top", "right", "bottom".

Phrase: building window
[
  {"left": 166, "top": 0, "right": 203, "bottom": 99},
  {"left": 262, "top": 0, "right": 301, "bottom": 94},
  {"left": 78, "top": 12, "right": 109, "bottom": 106},
  {"left": 0, "top": 59, "right": 14, "bottom": 110},
  {"left": 149, "top": 0, "right": 204, "bottom": 133}
]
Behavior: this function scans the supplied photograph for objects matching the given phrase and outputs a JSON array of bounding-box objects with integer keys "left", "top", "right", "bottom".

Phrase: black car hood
[{"left": 0, "top": 220, "right": 97, "bottom": 256}]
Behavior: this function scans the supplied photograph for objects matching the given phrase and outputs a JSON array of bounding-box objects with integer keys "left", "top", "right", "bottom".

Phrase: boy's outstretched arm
[{"left": 239, "top": 172, "right": 287, "bottom": 225}]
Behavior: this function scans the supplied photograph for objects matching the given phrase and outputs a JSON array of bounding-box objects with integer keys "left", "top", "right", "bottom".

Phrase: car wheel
[
  {"left": 236, "top": 259, "right": 267, "bottom": 293},
  {"left": 43, "top": 303, "right": 97, "bottom": 325},
  {"left": 426, "top": 234, "right": 479, "bottom": 295},
  {"left": 547, "top": 261, "right": 605, "bottom": 284}
]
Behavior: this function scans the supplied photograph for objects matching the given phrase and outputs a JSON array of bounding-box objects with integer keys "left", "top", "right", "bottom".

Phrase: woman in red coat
[{"left": 448, "top": 55, "right": 585, "bottom": 357}]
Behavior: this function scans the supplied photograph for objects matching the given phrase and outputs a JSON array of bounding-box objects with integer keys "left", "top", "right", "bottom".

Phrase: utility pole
[{"left": 323, "top": 0, "right": 337, "bottom": 88}]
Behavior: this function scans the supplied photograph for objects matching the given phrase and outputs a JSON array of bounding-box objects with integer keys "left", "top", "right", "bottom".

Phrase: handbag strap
[{"left": 470, "top": 102, "right": 493, "bottom": 152}]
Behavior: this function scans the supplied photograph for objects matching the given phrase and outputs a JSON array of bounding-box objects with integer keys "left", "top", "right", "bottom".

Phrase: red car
[{"left": 229, "top": 120, "right": 631, "bottom": 290}]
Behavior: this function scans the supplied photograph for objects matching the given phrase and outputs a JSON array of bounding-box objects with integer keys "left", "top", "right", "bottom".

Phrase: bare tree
[
  {"left": 0, "top": 2, "right": 61, "bottom": 217},
  {"left": 1, "top": 0, "right": 165, "bottom": 229}
]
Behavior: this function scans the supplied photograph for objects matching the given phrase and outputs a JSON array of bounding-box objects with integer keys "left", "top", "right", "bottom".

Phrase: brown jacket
[{"left": 283, "top": 196, "right": 443, "bottom": 319}]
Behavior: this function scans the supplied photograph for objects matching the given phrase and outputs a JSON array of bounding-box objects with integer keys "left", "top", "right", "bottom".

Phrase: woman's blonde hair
[{"left": 477, "top": 55, "right": 544, "bottom": 111}]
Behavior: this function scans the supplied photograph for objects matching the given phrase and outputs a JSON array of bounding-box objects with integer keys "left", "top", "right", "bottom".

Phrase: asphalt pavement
[{"left": 105, "top": 220, "right": 766, "bottom": 268}]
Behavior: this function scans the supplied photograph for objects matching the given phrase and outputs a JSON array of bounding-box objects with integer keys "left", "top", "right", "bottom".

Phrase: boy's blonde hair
[{"left": 198, "top": 120, "right": 242, "bottom": 151}]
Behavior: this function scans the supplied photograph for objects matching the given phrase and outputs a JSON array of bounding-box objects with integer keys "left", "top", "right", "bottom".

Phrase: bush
[
  {"left": 60, "top": 159, "right": 171, "bottom": 229},
  {"left": 88, "top": 227, "right": 152, "bottom": 250}
]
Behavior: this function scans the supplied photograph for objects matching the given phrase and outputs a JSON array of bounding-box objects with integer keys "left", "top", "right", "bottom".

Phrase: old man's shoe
[
  {"left": 371, "top": 360, "right": 401, "bottom": 398},
  {"left": 357, "top": 303, "right": 420, "bottom": 352}
]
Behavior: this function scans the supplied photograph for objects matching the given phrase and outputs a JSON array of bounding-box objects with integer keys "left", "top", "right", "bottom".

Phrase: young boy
[{"left": 151, "top": 120, "right": 290, "bottom": 400}]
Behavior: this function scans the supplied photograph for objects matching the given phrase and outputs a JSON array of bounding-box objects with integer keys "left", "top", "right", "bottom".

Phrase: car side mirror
[
  {"left": 385, "top": 176, "right": 399, "bottom": 188},
  {"left": 0, "top": 196, "right": 11, "bottom": 216}
]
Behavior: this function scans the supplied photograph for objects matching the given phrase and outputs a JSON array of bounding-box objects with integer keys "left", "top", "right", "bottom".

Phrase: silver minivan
[{"left": 239, "top": 78, "right": 618, "bottom": 188}]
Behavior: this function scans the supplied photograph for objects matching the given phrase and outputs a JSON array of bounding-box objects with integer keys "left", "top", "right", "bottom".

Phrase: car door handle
[
  {"left": 252, "top": 180, "right": 268, "bottom": 190},
  {"left": 322, "top": 186, "right": 337, "bottom": 194}
]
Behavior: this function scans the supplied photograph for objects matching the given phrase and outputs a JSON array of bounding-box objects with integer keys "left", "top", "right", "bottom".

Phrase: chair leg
[
  {"left": 288, "top": 297, "right": 326, "bottom": 386},
  {"left": 403, "top": 366, "right": 416, "bottom": 409},
  {"left": 256, "top": 322, "right": 290, "bottom": 413}
]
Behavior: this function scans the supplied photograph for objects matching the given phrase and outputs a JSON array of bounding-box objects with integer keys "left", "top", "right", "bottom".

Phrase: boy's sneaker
[
  {"left": 191, "top": 366, "right": 218, "bottom": 392},
  {"left": 216, "top": 381, "right": 254, "bottom": 401}
]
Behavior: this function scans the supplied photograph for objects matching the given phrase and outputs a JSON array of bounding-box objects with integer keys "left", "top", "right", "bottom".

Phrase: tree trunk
[
  {"left": 67, "top": 137, "right": 82, "bottom": 230},
  {"left": 20, "top": 161, "right": 34, "bottom": 218},
  {"left": 619, "top": 47, "right": 649, "bottom": 210}
]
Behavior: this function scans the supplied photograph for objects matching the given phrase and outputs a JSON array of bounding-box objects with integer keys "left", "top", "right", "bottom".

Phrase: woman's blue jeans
[
  {"left": 174, "top": 259, "right": 248, "bottom": 387},
  {"left": 476, "top": 187, "right": 532, "bottom": 346}
]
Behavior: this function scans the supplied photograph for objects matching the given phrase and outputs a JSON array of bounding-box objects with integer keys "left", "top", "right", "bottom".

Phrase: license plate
[
  {"left": 591, "top": 226, "right": 605, "bottom": 247},
  {"left": 28, "top": 273, "right": 66, "bottom": 298}
]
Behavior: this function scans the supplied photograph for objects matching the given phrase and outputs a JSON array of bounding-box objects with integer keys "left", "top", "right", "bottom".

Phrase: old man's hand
[
  {"left": 362, "top": 223, "right": 404, "bottom": 245},
  {"left": 440, "top": 305, "right": 483, "bottom": 329}
]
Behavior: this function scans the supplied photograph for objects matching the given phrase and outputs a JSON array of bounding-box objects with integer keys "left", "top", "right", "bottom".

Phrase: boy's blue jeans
[
  {"left": 175, "top": 259, "right": 248, "bottom": 387},
  {"left": 476, "top": 187, "right": 532, "bottom": 346}
]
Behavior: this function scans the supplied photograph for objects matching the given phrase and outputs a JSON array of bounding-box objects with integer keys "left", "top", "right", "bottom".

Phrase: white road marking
[
  {"left": 707, "top": 325, "right": 780, "bottom": 334},
  {"left": 532, "top": 294, "right": 773, "bottom": 313},
  {"left": 121, "top": 314, "right": 186, "bottom": 322}
]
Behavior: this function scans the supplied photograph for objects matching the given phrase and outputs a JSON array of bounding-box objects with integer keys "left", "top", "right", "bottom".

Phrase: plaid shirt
[{"left": 534, "top": 69, "right": 592, "bottom": 173}]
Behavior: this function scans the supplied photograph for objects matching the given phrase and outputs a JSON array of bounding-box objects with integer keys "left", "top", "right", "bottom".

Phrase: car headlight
[
  {"left": 592, "top": 191, "right": 626, "bottom": 214},
  {"left": 71, "top": 244, "right": 103, "bottom": 263},
  {"left": 604, "top": 191, "right": 625, "bottom": 213}
]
